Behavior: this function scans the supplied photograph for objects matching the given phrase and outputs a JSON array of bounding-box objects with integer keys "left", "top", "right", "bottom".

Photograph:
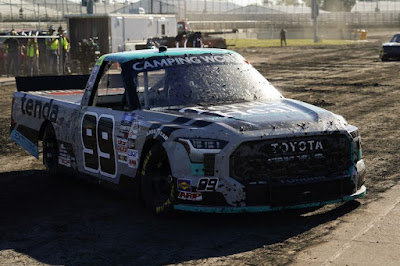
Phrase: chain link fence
[{"left": 1, "top": 1, "right": 400, "bottom": 30}]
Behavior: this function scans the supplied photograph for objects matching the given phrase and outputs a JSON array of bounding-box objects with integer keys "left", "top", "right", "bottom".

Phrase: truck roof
[{"left": 99, "top": 48, "right": 238, "bottom": 64}]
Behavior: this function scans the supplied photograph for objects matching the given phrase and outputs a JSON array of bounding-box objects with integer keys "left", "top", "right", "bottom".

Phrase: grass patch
[{"left": 226, "top": 39, "right": 356, "bottom": 48}]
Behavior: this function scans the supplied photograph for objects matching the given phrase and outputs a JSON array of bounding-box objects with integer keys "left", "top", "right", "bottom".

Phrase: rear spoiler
[{"left": 15, "top": 75, "right": 90, "bottom": 92}]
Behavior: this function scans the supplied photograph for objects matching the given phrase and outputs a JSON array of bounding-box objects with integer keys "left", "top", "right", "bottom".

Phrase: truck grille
[{"left": 230, "top": 134, "right": 351, "bottom": 184}]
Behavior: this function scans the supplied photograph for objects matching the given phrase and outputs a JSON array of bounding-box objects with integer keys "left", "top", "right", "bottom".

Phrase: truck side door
[{"left": 76, "top": 60, "right": 135, "bottom": 184}]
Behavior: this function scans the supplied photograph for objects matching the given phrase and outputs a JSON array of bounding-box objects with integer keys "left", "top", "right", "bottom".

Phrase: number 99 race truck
[{"left": 10, "top": 47, "right": 366, "bottom": 215}]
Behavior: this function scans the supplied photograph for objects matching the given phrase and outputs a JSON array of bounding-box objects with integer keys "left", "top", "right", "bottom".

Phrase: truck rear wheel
[
  {"left": 43, "top": 125, "right": 59, "bottom": 175},
  {"left": 140, "top": 144, "right": 175, "bottom": 216}
]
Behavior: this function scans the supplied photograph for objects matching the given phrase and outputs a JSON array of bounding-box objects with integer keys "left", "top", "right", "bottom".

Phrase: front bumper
[{"left": 173, "top": 185, "right": 366, "bottom": 213}]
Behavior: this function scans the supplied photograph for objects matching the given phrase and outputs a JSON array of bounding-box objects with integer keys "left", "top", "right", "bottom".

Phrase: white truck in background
[{"left": 66, "top": 14, "right": 177, "bottom": 57}]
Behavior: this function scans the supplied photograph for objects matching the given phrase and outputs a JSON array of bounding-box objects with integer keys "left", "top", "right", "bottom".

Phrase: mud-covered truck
[{"left": 10, "top": 47, "right": 366, "bottom": 215}]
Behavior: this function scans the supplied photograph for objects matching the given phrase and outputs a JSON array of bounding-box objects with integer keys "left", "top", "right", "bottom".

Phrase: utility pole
[
  {"left": 311, "top": 0, "right": 319, "bottom": 43},
  {"left": 9, "top": 0, "right": 12, "bottom": 20},
  {"left": 38, "top": 4, "right": 41, "bottom": 30}
]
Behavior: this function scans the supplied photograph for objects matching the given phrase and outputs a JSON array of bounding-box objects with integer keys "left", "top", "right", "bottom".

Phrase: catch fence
[{"left": 1, "top": 0, "right": 400, "bottom": 27}]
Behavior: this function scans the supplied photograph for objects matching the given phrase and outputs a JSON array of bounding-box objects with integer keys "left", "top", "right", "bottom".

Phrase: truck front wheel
[
  {"left": 140, "top": 144, "right": 175, "bottom": 216},
  {"left": 43, "top": 125, "right": 59, "bottom": 175}
]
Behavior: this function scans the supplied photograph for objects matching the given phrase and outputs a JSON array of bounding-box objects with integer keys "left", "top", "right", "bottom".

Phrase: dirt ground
[{"left": 1, "top": 35, "right": 400, "bottom": 265}]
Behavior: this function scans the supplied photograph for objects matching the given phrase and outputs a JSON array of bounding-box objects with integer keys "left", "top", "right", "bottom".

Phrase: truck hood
[
  {"left": 161, "top": 99, "right": 347, "bottom": 133},
  {"left": 382, "top": 42, "right": 400, "bottom": 47}
]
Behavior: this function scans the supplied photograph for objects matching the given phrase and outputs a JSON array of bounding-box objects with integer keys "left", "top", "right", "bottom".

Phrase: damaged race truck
[{"left": 10, "top": 47, "right": 366, "bottom": 215}]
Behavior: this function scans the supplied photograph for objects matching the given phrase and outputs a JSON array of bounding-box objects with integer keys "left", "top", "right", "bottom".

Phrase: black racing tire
[
  {"left": 140, "top": 144, "right": 175, "bottom": 216},
  {"left": 42, "top": 125, "right": 59, "bottom": 175},
  {"left": 381, "top": 56, "right": 389, "bottom": 62}
]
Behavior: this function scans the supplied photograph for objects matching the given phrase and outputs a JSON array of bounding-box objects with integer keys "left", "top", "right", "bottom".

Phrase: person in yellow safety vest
[
  {"left": 4, "top": 29, "right": 21, "bottom": 77},
  {"left": 45, "top": 25, "right": 59, "bottom": 75},
  {"left": 27, "top": 32, "right": 39, "bottom": 76},
  {"left": 58, "top": 26, "right": 70, "bottom": 74}
]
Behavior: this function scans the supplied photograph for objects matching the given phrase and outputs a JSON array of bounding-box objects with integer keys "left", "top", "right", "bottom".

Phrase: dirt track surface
[{"left": 1, "top": 36, "right": 400, "bottom": 265}]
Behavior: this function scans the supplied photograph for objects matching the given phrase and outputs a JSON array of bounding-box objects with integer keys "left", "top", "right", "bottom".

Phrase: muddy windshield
[
  {"left": 390, "top": 35, "right": 400, "bottom": 43},
  {"left": 125, "top": 53, "right": 282, "bottom": 109}
]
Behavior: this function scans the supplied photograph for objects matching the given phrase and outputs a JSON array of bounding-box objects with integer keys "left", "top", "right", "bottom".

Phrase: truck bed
[{"left": 25, "top": 90, "right": 85, "bottom": 104}]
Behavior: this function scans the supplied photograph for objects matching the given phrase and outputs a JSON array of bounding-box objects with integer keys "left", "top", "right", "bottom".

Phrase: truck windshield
[{"left": 126, "top": 53, "right": 283, "bottom": 109}]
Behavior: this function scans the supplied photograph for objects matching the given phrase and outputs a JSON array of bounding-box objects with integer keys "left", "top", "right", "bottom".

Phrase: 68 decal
[{"left": 81, "top": 112, "right": 117, "bottom": 178}]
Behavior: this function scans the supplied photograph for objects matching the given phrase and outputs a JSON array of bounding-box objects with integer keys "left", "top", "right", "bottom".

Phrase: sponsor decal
[
  {"left": 116, "top": 136, "right": 128, "bottom": 160},
  {"left": 270, "top": 140, "right": 323, "bottom": 154},
  {"left": 21, "top": 95, "right": 58, "bottom": 122},
  {"left": 117, "top": 145, "right": 128, "bottom": 154},
  {"left": 118, "top": 113, "right": 135, "bottom": 138},
  {"left": 58, "top": 143, "right": 71, "bottom": 167},
  {"left": 118, "top": 154, "right": 128, "bottom": 164},
  {"left": 177, "top": 191, "right": 202, "bottom": 201},
  {"left": 127, "top": 149, "right": 139, "bottom": 169},
  {"left": 177, "top": 179, "right": 192, "bottom": 192},
  {"left": 58, "top": 156, "right": 71, "bottom": 167},
  {"left": 117, "top": 138, "right": 127, "bottom": 146},
  {"left": 132, "top": 54, "right": 241, "bottom": 71},
  {"left": 128, "top": 120, "right": 139, "bottom": 139},
  {"left": 127, "top": 139, "right": 135, "bottom": 149},
  {"left": 10, "top": 129, "right": 38, "bottom": 158}
]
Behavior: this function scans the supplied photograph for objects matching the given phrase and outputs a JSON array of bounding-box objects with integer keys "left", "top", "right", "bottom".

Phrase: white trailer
[{"left": 66, "top": 14, "right": 177, "bottom": 58}]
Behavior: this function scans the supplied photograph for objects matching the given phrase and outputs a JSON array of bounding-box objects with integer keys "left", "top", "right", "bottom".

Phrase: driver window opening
[
  {"left": 92, "top": 61, "right": 128, "bottom": 110},
  {"left": 136, "top": 69, "right": 167, "bottom": 109}
]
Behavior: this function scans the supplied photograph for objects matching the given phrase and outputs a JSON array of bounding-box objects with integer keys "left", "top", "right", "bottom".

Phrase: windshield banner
[{"left": 131, "top": 54, "right": 242, "bottom": 71}]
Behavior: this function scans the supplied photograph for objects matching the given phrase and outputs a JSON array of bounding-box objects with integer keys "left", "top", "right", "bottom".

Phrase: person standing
[
  {"left": 193, "top": 32, "right": 203, "bottom": 48},
  {"left": 4, "top": 29, "right": 20, "bottom": 77},
  {"left": 58, "top": 26, "right": 70, "bottom": 74},
  {"left": 280, "top": 28, "right": 287, "bottom": 47},
  {"left": 45, "top": 25, "right": 59, "bottom": 75},
  {"left": 174, "top": 30, "right": 186, "bottom": 48},
  {"left": 26, "top": 32, "right": 40, "bottom": 76}
]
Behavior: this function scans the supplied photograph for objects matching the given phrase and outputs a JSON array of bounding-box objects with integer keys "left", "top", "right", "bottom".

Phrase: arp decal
[
  {"left": 21, "top": 95, "right": 58, "bottom": 122},
  {"left": 197, "top": 178, "right": 219, "bottom": 192},
  {"left": 177, "top": 179, "right": 192, "bottom": 192},
  {"left": 81, "top": 112, "right": 117, "bottom": 178},
  {"left": 177, "top": 191, "right": 202, "bottom": 201}
]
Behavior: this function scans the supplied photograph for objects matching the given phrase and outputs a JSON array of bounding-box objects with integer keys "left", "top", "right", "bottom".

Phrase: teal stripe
[
  {"left": 101, "top": 48, "right": 237, "bottom": 63},
  {"left": 174, "top": 185, "right": 366, "bottom": 213},
  {"left": 190, "top": 163, "right": 204, "bottom": 176}
]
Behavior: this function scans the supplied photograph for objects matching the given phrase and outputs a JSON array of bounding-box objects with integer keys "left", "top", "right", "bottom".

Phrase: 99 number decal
[
  {"left": 81, "top": 112, "right": 117, "bottom": 178},
  {"left": 197, "top": 178, "right": 218, "bottom": 192}
]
